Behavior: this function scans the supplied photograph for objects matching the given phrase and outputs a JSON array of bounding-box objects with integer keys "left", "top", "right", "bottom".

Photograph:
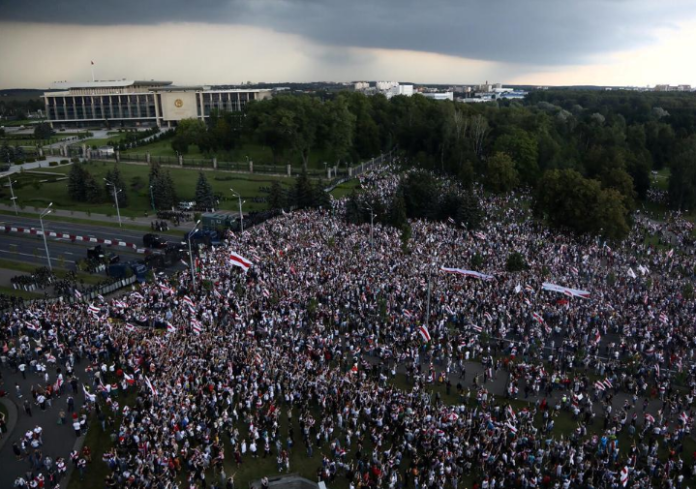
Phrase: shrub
[
  {"left": 505, "top": 252, "right": 528, "bottom": 272},
  {"left": 49, "top": 161, "right": 58, "bottom": 167}
]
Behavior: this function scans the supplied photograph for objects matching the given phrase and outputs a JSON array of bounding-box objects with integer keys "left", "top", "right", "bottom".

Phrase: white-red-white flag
[
  {"left": 419, "top": 325, "right": 431, "bottom": 342},
  {"left": 229, "top": 251, "right": 253, "bottom": 271}
]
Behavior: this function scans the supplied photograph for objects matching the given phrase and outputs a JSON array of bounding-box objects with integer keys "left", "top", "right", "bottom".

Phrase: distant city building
[
  {"left": 354, "top": 81, "right": 370, "bottom": 90},
  {"left": 385, "top": 84, "right": 413, "bottom": 99},
  {"left": 458, "top": 82, "right": 527, "bottom": 103},
  {"left": 418, "top": 92, "right": 454, "bottom": 101},
  {"left": 375, "top": 81, "right": 399, "bottom": 91},
  {"left": 43, "top": 79, "right": 272, "bottom": 128}
]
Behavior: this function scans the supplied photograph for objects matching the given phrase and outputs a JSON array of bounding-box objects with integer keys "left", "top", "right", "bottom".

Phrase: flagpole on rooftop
[{"left": 91, "top": 61, "right": 95, "bottom": 82}]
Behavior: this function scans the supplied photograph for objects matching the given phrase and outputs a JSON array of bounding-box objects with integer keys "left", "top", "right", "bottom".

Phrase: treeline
[
  {"left": 68, "top": 160, "right": 178, "bottom": 209},
  {"left": 171, "top": 89, "right": 696, "bottom": 239}
]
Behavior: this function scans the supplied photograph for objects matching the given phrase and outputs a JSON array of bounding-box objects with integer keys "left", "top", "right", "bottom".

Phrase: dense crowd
[{"left": 2, "top": 169, "right": 696, "bottom": 489}]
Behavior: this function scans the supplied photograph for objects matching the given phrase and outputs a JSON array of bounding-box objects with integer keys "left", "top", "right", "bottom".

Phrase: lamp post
[
  {"left": 39, "top": 202, "right": 53, "bottom": 271},
  {"left": 230, "top": 188, "right": 244, "bottom": 233},
  {"left": 364, "top": 203, "right": 377, "bottom": 248},
  {"left": 425, "top": 262, "right": 436, "bottom": 329},
  {"left": 187, "top": 219, "right": 201, "bottom": 290},
  {"left": 149, "top": 185, "right": 156, "bottom": 211},
  {"left": 103, "top": 178, "right": 122, "bottom": 228},
  {"left": 6, "top": 177, "right": 18, "bottom": 215}
]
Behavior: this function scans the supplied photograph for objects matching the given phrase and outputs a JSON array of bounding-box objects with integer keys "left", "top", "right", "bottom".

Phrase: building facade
[{"left": 43, "top": 80, "right": 272, "bottom": 128}]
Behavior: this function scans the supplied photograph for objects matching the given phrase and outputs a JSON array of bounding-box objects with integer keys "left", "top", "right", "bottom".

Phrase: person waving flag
[{"left": 229, "top": 251, "right": 253, "bottom": 271}]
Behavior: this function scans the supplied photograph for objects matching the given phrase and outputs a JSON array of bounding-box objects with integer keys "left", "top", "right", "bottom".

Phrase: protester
[{"left": 2, "top": 169, "right": 696, "bottom": 489}]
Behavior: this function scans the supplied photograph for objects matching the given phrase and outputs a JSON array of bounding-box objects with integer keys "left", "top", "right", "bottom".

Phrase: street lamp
[
  {"left": 425, "top": 262, "right": 437, "bottom": 329},
  {"left": 187, "top": 219, "right": 201, "bottom": 290},
  {"left": 149, "top": 185, "right": 156, "bottom": 212},
  {"left": 230, "top": 188, "right": 245, "bottom": 233},
  {"left": 364, "top": 203, "right": 377, "bottom": 248},
  {"left": 103, "top": 178, "right": 122, "bottom": 228},
  {"left": 39, "top": 202, "right": 53, "bottom": 271},
  {"left": 5, "top": 177, "right": 18, "bottom": 215}
]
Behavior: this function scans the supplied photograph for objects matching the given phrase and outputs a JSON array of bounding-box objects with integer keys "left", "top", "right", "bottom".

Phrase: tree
[
  {"left": 506, "top": 252, "right": 528, "bottom": 272},
  {"left": 152, "top": 170, "right": 178, "bottom": 210},
  {"left": 668, "top": 143, "right": 696, "bottom": 210},
  {"left": 534, "top": 169, "right": 629, "bottom": 240},
  {"left": 267, "top": 180, "right": 285, "bottom": 210},
  {"left": 326, "top": 97, "right": 356, "bottom": 166},
  {"left": 171, "top": 118, "right": 207, "bottom": 155},
  {"left": 493, "top": 128, "right": 539, "bottom": 185},
  {"left": 84, "top": 172, "right": 102, "bottom": 204},
  {"left": 67, "top": 163, "right": 87, "bottom": 201},
  {"left": 485, "top": 152, "right": 519, "bottom": 193},
  {"left": 104, "top": 164, "right": 128, "bottom": 207},
  {"left": 457, "top": 192, "right": 483, "bottom": 230},
  {"left": 195, "top": 172, "right": 215, "bottom": 210},
  {"left": 293, "top": 169, "right": 315, "bottom": 209},
  {"left": 601, "top": 167, "right": 636, "bottom": 211},
  {"left": 387, "top": 189, "right": 408, "bottom": 230},
  {"left": 34, "top": 122, "right": 54, "bottom": 140}
]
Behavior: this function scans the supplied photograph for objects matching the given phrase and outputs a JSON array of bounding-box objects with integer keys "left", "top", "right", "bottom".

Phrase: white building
[
  {"left": 418, "top": 92, "right": 454, "bottom": 101},
  {"left": 43, "top": 79, "right": 272, "bottom": 128},
  {"left": 376, "top": 81, "right": 399, "bottom": 91},
  {"left": 354, "top": 81, "right": 370, "bottom": 90},
  {"left": 385, "top": 84, "right": 414, "bottom": 99}
]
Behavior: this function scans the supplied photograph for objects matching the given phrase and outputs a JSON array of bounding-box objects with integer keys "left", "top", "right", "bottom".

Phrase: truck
[
  {"left": 143, "top": 233, "right": 168, "bottom": 249},
  {"left": 185, "top": 228, "right": 222, "bottom": 247},
  {"left": 87, "top": 245, "right": 119, "bottom": 264},
  {"left": 107, "top": 261, "right": 149, "bottom": 282}
]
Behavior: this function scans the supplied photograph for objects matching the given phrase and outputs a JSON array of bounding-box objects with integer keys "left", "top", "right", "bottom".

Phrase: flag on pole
[
  {"left": 570, "top": 266, "right": 578, "bottom": 275},
  {"left": 125, "top": 323, "right": 135, "bottom": 333},
  {"left": 532, "top": 312, "right": 544, "bottom": 323},
  {"left": 419, "top": 325, "right": 431, "bottom": 342},
  {"left": 514, "top": 284, "right": 521, "bottom": 294},
  {"left": 191, "top": 320, "right": 202, "bottom": 335},
  {"left": 644, "top": 413, "right": 655, "bottom": 424},
  {"left": 594, "top": 380, "right": 606, "bottom": 391},
  {"left": 183, "top": 295, "right": 196, "bottom": 309},
  {"left": 659, "top": 313, "right": 668, "bottom": 324},
  {"left": 627, "top": 267, "right": 637, "bottom": 279},
  {"left": 74, "top": 289, "right": 82, "bottom": 299},
  {"left": 680, "top": 412, "right": 690, "bottom": 425},
  {"left": 166, "top": 322, "right": 176, "bottom": 334},
  {"left": 484, "top": 312, "right": 492, "bottom": 322},
  {"left": 447, "top": 217, "right": 455, "bottom": 224},
  {"left": 88, "top": 304, "right": 101, "bottom": 315},
  {"left": 350, "top": 364, "right": 358, "bottom": 374},
  {"left": 667, "top": 249, "right": 674, "bottom": 259},
  {"left": 473, "top": 232, "right": 486, "bottom": 240},
  {"left": 229, "top": 251, "right": 253, "bottom": 271},
  {"left": 123, "top": 373, "right": 135, "bottom": 385},
  {"left": 145, "top": 376, "right": 158, "bottom": 397}
]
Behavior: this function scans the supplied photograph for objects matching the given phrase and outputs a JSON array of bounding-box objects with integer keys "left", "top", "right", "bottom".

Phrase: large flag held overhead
[
  {"left": 440, "top": 267, "right": 494, "bottom": 281},
  {"left": 419, "top": 325, "right": 431, "bottom": 342},
  {"left": 229, "top": 251, "right": 253, "bottom": 271},
  {"left": 542, "top": 282, "right": 590, "bottom": 299}
]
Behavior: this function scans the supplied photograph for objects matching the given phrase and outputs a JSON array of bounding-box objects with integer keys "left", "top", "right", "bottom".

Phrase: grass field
[
  {"left": 0, "top": 258, "right": 104, "bottom": 285},
  {"left": 330, "top": 180, "right": 361, "bottom": 199},
  {"left": 0, "top": 285, "right": 42, "bottom": 299},
  {"left": 124, "top": 139, "right": 336, "bottom": 170},
  {"left": 0, "top": 164, "right": 298, "bottom": 216}
]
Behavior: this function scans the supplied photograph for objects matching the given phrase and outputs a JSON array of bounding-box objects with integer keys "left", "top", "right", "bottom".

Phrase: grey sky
[{"left": 1, "top": 0, "right": 695, "bottom": 65}]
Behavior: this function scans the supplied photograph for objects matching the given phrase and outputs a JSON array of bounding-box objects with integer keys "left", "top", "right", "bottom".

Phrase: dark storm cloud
[{"left": 1, "top": 0, "right": 694, "bottom": 65}]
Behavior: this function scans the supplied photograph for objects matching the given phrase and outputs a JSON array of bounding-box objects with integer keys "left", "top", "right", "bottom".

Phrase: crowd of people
[{"left": 1, "top": 168, "right": 696, "bottom": 489}]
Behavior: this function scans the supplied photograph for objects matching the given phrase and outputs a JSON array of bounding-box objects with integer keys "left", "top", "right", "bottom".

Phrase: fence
[
  {"left": 2, "top": 275, "right": 137, "bottom": 311},
  {"left": 84, "top": 147, "right": 394, "bottom": 181}
]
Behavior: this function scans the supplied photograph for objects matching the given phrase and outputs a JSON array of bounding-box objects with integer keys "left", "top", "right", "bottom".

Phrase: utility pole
[
  {"left": 103, "top": 178, "right": 122, "bottom": 227},
  {"left": 230, "top": 188, "right": 244, "bottom": 233},
  {"left": 39, "top": 203, "right": 53, "bottom": 271},
  {"left": 364, "top": 203, "right": 376, "bottom": 248},
  {"left": 6, "top": 177, "right": 18, "bottom": 215},
  {"left": 149, "top": 185, "right": 156, "bottom": 211},
  {"left": 188, "top": 220, "right": 201, "bottom": 290}
]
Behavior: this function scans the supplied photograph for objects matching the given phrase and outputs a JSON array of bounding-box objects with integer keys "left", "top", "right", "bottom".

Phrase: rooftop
[{"left": 49, "top": 80, "right": 173, "bottom": 90}]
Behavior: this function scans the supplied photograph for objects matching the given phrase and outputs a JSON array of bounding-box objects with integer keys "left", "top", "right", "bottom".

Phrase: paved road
[
  {"left": 0, "top": 214, "right": 183, "bottom": 247},
  {"left": 0, "top": 353, "right": 92, "bottom": 489},
  {"left": 0, "top": 233, "right": 143, "bottom": 269}
]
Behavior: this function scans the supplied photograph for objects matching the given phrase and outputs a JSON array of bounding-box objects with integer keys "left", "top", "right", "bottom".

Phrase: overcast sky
[{"left": 1, "top": 0, "right": 696, "bottom": 89}]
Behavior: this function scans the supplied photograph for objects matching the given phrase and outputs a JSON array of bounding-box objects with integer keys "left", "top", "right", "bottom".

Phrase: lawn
[
  {"left": 0, "top": 258, "right": 104, "bottom": 285},
  {"left": 0, "top": 285, "right": 42, "bottom": 299},
  {"left": 124, "top": 139, "right": 336, "bottom": 170},
  {"left": 0, "top": 164, "right": 297, "bottom": 216},
  {"left": 330, "top": 180, "right": 361, "bottom": 200},
  {"left": 81, "top": 133, "right": 128, "bottom": 148}
]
